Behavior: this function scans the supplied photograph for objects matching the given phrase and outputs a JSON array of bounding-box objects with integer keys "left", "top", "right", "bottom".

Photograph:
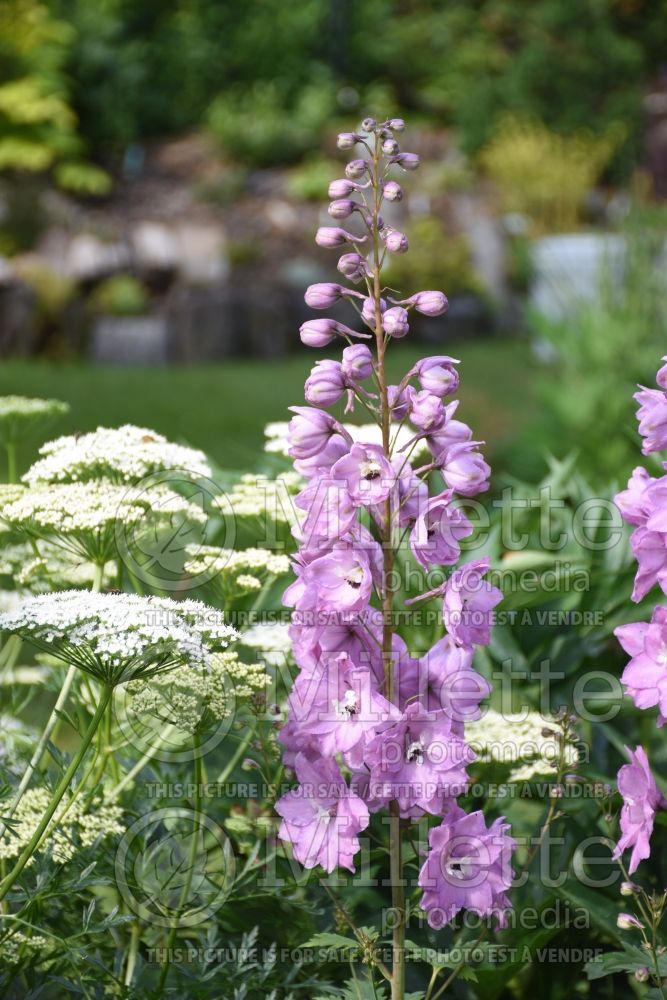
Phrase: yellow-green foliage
[
  {"left": 479, "top": 116, "right": 623, "bottom": 233},
  {"left": 0, "top": 0, "right": 110, "bottom": 193}
]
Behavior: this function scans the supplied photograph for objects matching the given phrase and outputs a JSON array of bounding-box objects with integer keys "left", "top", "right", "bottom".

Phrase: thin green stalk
[
  {"left": 0, "top": 684, "right": 113, "bottom": 901},
  {"left": 155, "top": 734, "right": 203, "bottom": 995},
  {"left": 6, "top": 442, "right": 17, "bottom": 484}
]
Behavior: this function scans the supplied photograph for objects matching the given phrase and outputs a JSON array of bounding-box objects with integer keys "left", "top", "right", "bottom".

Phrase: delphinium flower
[
  {"left": 612, "top": 357, "right": 667, "bottom": 884},
  {"left": 0, "top": 396, "right": 69, "bottom": 482},
  {"left": 0, "top": 480, "right": 207, "bottom": 568},
  {"left": 273, "top": 116, "right": 512, "bottom": 994},
  {"left": 612, "top": 746, "right": 666, "bottom": 874},
  {"left": 23, "top": 424, "right": 211, "bottom": 485},
  {"left": 264, "top": 420, "right": 429, "bottom": 463}
]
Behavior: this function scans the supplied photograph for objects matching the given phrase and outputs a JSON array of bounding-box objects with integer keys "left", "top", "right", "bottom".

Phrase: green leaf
[
  {"left": 584, "top": 946, "right": 649, "bottom": 980},
  {"left": 300, "top": 932, "right": 359, "bottom": 955}
]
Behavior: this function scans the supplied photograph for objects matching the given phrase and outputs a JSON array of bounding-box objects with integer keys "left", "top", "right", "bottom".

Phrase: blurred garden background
[{"left": 1, "top": 0, "right": 667, "bottom": 485}]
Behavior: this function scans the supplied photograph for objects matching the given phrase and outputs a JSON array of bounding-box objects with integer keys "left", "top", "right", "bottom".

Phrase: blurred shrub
[
  {"left": 13, "top": 259, "right": 75, "bottom": 319},
  {"left": 383, "top": 217, "right": 483, "bottom": 297},
  {"left": 0, "top": 0, "right": 110, "bottom": 193},
  {"left": 479, "top": 116, "right": 623, "bottom": 233},
  {"left": 286, "top": 155, "right": 341, "bottom": 202},
  {"left": 88, "top": 274, "right": 148, "bottom": 316},
  {"left": 525, "top": 206, "right": 667, "bottom": 482},
  {"left": 206, "top": 79, "right": 336, "bottom": 167}
]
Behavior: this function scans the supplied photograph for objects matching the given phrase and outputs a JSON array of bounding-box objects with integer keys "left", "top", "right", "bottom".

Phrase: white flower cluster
[
  {"left": 466, "top": 709, "right": 579, "bottom": 782},
  {"left": 0, "top": 541, "right": 114, "bottom": 592},
  {"left": 0, "top": 395, "right": 68, "bottom": 446},
  {"left": 184, "top": 544, "right": 290, "bottom": 595},
  {"left": 23, "top": 425, "right": 211, "bottom": 485},
  {"left": 2, "top": 931, "right": 52, "bottom": 965},
  {"left": 0, "top": 591, "right": 239, "bottom": 684},
  {"left": 0, "top": 481, "right": 207, "bottom": 564},
  {"left": 239, "top": 622, "right": 292, "bottom": 666},
  {"left": 220, "top": 472, "right": 302, "bottom": 527},
  {"left": 0, "top": 484, "right": 26, "bottom": 507},
  {"left": 128, "top": 650, "right": 267, "bottom": 734},
  {"left": 264, "top": 421, "right": 430, "bottom": 461},
  {"left": 0, "top": 787, "right": 124, "bottom": 864}
]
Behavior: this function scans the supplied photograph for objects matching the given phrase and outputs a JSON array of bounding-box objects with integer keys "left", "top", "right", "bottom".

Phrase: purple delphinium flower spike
[{"left": 613, "top": 745, "right": 666, "bottom": 874}]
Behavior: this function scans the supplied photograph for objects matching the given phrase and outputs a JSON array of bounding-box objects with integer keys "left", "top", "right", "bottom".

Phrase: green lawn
[{"left": 0, "top": 339, "right": 535, "bottom": 476}]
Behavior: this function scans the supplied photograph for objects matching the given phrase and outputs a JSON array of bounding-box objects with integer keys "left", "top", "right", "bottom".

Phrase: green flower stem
[
  {"left": 155, "top": 733, "right": 203, "bottom": 995},
  {"left": 0, "top": 683, "right": 113, "bottom": 902},
  {"left": 105, "top": 723, "right": 179, "bottom": 802}
]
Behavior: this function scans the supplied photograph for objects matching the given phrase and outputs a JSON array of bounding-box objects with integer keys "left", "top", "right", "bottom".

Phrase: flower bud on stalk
[
  {"left": 337, "top": 253, "right": 369, "bottom": 282},
  {"left": 337, "top": 132, "right": 363, "bottom": 149},
  {"left": 383, "top": 228, "right": 409, "bottom": 254},
  {"left": 389, "top": 152, "right": 420, "bottom": 170},
  {"left": 304, "top": 282, "right": 359, "bottom": 309},
  {"left": 328, "top": 178, "right": 364, "bottom": 198},
  {"left": 341, "top": 344, "right": 374, "bottom": 382},
  {"left": 345, "top": 159, "right": 368, "bottom": 179},
  {"left": 362, "top": 296, "right": 386, "bottom": 328},
  {"left": 316, "top": 227, "right": 366, "bottom": 249},
  {"left": 304, "top": 360, "right": 346, "bottom": 405},
  {"left": 361, "top": 117, "right": 377, "bottom": 131},
  {"left": 328, "top": 199, "right": 359, "bottom": 220},
  {"left": 383, "top": 180, "right": 403, "bottom": 202},
  {"left": 383, "top": 306, "right": 410, "bottom": 338},
  {"left": 399, "top": 290, "right": 449, "bottom": 316},
  {"left": 299, "top": 318, "right": 371, "bottom": 348},
  {"left": 388, "top": 117, "right": 406, "bottom": 131}
]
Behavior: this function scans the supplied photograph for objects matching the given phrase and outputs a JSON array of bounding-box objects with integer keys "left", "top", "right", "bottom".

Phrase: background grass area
[{"left": 0, "top": 339, "right": 536, "bottom": 476}]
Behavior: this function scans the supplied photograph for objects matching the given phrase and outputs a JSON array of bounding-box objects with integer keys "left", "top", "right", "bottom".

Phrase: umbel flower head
[
  {"left": 0, "top": 591, "right": 238, "bottom": 686},
  {"left": 0, "top": 480, "right": 207, "bottom": 566},
  {"left": 23, "top": 424, "right": 211, "bottom": 485},
  {"left": 183, "top": 544, "right": 291, "bottom": 599},
  {"left": 0, "top": 396, "right": 69, "bottom": 447}
]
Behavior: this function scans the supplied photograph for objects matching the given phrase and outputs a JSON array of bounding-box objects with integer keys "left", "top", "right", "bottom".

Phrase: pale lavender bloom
[
  {"left": 305, "top": 360, "right": 346, "bottom": 406},
  {"left": 276, "top": 753, "right": 369, "bottom": 872},
  {"left": 657, "top": 356, "right": 667, "bottom": 389},
  {"left": 396, "top": 636, "right": 490, "bottom": 733},
  {"left": 388, "top": 118, "right": 405, "bottom": 131},
  {"left": 383, "top": 180, "right": 403, "bottom": 202},
  {"left": 409, "top": 390, "right": 446, "bottom": 431},
  {"left": 629, "top": 526, "right": 667, "bottom": 602},
  {"left": 316, "top": 227, "right": 366, "bottom": 249},
  {"left": 613, "top": 745, "right": 666, "bottom": 874},
  {"left": 305, "top": 282, "right": 361, "bottom": 309},
  {"left": 411, "top": 356, "right": 460, "bottom": 397},
  {"left": 615, "top": 606, "right": 667, "bottom": 724},
  {"left": 392, "top": 455, "right": 429, "bottom": 526},
  {"left": 361, "top": 295, "right": 386, "bottom": 328},
  {"left": 382, "top": 138, "right": 399, "bottom": 155},
  {"left": 337, "top": 132, "right": 363, "bottom": 149},
  {"left": 328, "top": 178, "right": 364, "bottom": 198},
  {"left": 418, "top": 805, "right": 514, "bottom": 928},
  {"left": 383, "top": 228, "right": 409, "bottom": 253},
  {"left": 615, "top": 467, "right": 657, "bottom": 526},
  {"left": 635, "top": 385, "right": 667, "bottom": 454},
  {"left": 443, "top": 558, "right": 503, "bottom": 648},
  {"left": 617, "top": 912, "right": 644, "bottom": 930},
  {"left": 296, "top": 476, "right": 357, "bottom": 548},
  {"left": 440, "top": 441, "right": 490, "bottom": 496},
  {"left": 365, "top": 702, "right": 473, "bottom": 816},
  {"left": 285, "top": 545, "right": 374, "bottom": 613},
  {"left": 383, "top": 306, "right": 410, "bottom": 338},
  {"left": 287, "top": 406, "right": 338, "bottom": 459},
  {"left": 331, "top": 442, "right": 395, "bottom": 506},
  {"left": 388, "top": 384, "right": 412, "bottom": 421},
  {"left": 293, "top": 434, "right": 349, "bottom": 479},
  {"left": 341, "top": 344, "right": 374, "bottom": 382},
  {"left": 337, "top": 252, "right": 369, "bottom": 282},
  {"left": 410, "top": 488, "right": 473, "bottom": 569}
]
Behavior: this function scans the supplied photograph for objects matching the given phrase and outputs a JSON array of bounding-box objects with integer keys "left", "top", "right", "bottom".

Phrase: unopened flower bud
[
  {"left": 287, "top": 406, "right": 338, "bottom": 458},
  {"left": 383, "top": 306, "right": 409, "bottom": 338},
  {"left": 383, "top": 180, "right": 403, "bottom": 202},
  {"left": 361, "top": 117, "right": 376, "bottom": 132},
  {"left": 315, "top": 227, "right": 365, "bottom": 248},
  {"left": 410, "top": 390, "right": 445, "bottom": 431},
  {"left": 390, "top": 152, "right": 420, "bottom": 171},
  {"left": 337, "top": 253, "right": 368, "bottom": 282},
  {"left": 241, "top": 758, "right": 259, "bottom": 771},
  {"left": 634, "top": 967, "right": 650, "bottom": 982},
  {"left": 617, "top": 912, "right": 643, "bottom": 930},
  {"left": 304, "top": 282, "right": 345, "bottom": 309},
  {"left": 383, "top": 228, "right": 409, "bottom": 253},
  {"left": 382, "top": 138, "right": 399, "bottom": 155},
  {"left": 620, "top": 881, "right": 640, "bottom": 896},
  {"left": 388, "top": 118, "right": 406, "bottom": 132},
  {"left": 328, "top": 178, "right": 361, "bottom": 198},
  {"left": 342, "top": 345, "right": 374, "bottom": 382},
  {"left": 388, "top": 384, "right": 412, "bottom": 421},
  {"left": 305, "top": 359, "right": 346, "bottom": 406},
  {"left": 361, "top": 296, "right": 386, "bottom": 328},
  {"left": 337, "top": 132, "right": 362, "bottom": 149},
  {"left": 403, "top": 290, "right": 449, "bottom": 316},
  {"left": 300, "top": 318, "right": 371, "bottom": 348},
  {"left": 328, "top": 199, "right": 358, "bottom": 219},
  {"left": 413, "top": 356, "right": 460, "bottom": 397},
  {"left": 345, "top": 159, "right": 368, "bottom": 179}
]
